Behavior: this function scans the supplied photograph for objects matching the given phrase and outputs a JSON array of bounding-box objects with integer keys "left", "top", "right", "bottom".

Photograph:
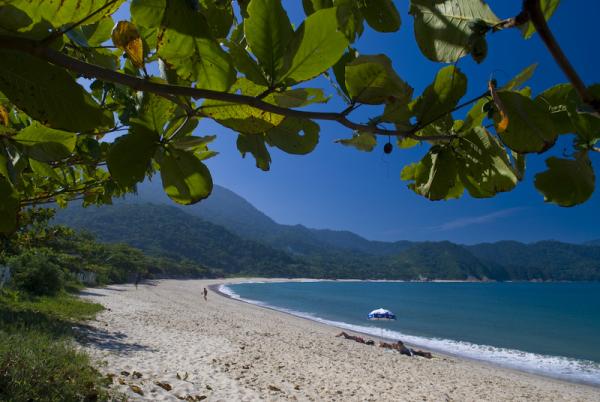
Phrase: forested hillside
[{"left": 54, "top": 190, "right": 600, "bottom": 281}]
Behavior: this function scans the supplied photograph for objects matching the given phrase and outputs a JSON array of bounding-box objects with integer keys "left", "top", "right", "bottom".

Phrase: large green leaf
[
  {"left": 535, "top": 152, "right": 594, "bottom": 207},
  {"left": 345, "top": 54, "right": 412, "bottom": 105},
  {"left": 157, "top": 0, "right": 235, "bottom": 91},
  {"left": 107, "top": 126, "right": 159, "bottom": 186},
  {"left": 361, "top": 0, "right": 401, "bottom": 33},
  {"left": 335, "top": 0, "right": 364, "bottom": 43},
  {"left": 0, "top": 50, "right": 113, "bottom": 132},
  {"left": 157, "top": 148, "right": 213, "bottom": 204},
  {"left": 412, "top": 66, "right": 467, "bottom": 126},
  {"left": 280, "top": 7, "right": 349, "bottom": 84},
  {"left": 13, "top": 124, "right": 76, "bottom": 162},
  {"left": 457, "top": 127, "right": 518, "bottom": 198},
  {"left": 409, "top": 0, "right": 499, "bottom": 62},
  {"left": 302, "top": 0, "right": 332, "bottom": 15},
  {"left": 244, "top": 0, "right": 294, "bottom": 84},
  {"left": 335, "top": 132, "right": 377, "bottom": 152},
  {"left": 5, "top": 0, "right": 124, "bottom": 29},
  {"left": 237, "top": 134, "right": 271, "bottom": 171},
  {"left": 202, "top": 79, "right": 285, "bottom": 134},
  {"left": 535, "top": 83, "right": 600, "bottom": 145},
  {"left": 0, "top": 176, "right": 19, "bottom": 234},
  {"left": 494, "top": 91, "right": 558, "bottom": 153},
  {"left": 332, "top": 49, "right": 357, "bottom": 99},
  {"left": 131, "top": 0, "right": 165, "bottom": 28},
  {"left": 134, "top": 92, "right": 176, "bottom": 134},
  {"left": 521, "top": 0, "right": 560, "bottom": 39},
  {"left": 266, "top": 117, "right": 319, "bottom": 155},
  {"left": 198, "top": 0, "right": 234, "bottom": 39},
  {"left": 401, "top": 146, "right": 463, "bottom": 200},
  {"left": 226, "top": 40, "right": 270, "bottom": 86}
]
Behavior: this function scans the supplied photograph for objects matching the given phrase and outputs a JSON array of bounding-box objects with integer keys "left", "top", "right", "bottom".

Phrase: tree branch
[
  {"left": 0, "top": 35, "right": 456, "bottom": 142},
  {"left": 523, "top": 0, "right": 599, "bottom": 113}
]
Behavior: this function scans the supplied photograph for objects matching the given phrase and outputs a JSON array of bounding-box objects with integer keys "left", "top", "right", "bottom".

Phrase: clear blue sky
[{"left": 121, "top": 1, "right": 600, "bottom": 244}]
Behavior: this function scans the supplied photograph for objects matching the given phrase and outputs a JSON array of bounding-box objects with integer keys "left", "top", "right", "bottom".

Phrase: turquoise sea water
[{"left": 223, "top": 281, "right": 600, "bottom": 386}]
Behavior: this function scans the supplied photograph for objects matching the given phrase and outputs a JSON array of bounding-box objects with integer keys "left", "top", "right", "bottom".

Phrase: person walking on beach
[{"left": 203, "top": 287, "right": 208, "bottom": 301}]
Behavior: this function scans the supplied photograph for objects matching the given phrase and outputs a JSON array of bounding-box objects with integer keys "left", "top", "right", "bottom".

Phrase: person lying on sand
[
  {"left": 379, "top": 341, "right": 433, "bottom": 359},
  {"left": 335, "top": 331, "right": 375, "bottom": 345}
]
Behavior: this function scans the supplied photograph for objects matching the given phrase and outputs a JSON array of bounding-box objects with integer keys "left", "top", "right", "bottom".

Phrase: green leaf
[
  {"left": 157, "top": 0, "right": 235, "bottom": 91},
  {"left": 502, "top": 64, "right": 538, "bottom": 91},
  {"left": 266, "top": 118, "right": 319, "bottom": 155},
  {"left": 534, "top": 83, "right": 574, "bottom": 135},
  {"left": 458, "top": 98, "right": 488, "bottom": 134},
  {"left": 401, "top": 146, "right": 463, "bottom": 200},
  {"left": 202, "top": 79, "right": 285, "bottom": 134},
  {"left": 336, "top": 132, "right": 376, "bottom": 152},
  {"left": 226, "top": 40, "right": 270, "bottom": 86},
  {"left": 13, "top": 124, "right": 76, "bottom": 162},
  {"left": 271, "top": 88, "right": 329, "bottom": 108},
  {"left": 302, "top": 0, "right": 332, "bottom": 15},
  {"left": 80, "top": 17, "right": 115, "bottom": 46},
  {"left": 198, "top": 0, "right": 234, "bottom": 39},
  {"left": 107, "top": 126, "right": 159, "bottom": 186},
  {"left": 131, "top": 0, "right": 165, "bottom": 28},
  {"left": 6, "top": 0, "right": 124, "bottom": 29},
  {"left": 0, "top": 176, "right": 19, "bottom": 234},
  {"left": 335, "top": 0, "right": 364, "bottom": 43},
  {"left": 457, "top": 127, "right": 518, "bottom": 198},
  {"left": 345, "top": 54, "right": 413, "bottom": 105},
  {"left": 494, "top": 91, "right": 558, "bottom": 153},
  {"left": 281, "top": 7, "right": 349, "bottom": 84},
  {"left": 244, "top": 0, "right": 294, "bottom": 83},
  {"left": 412, "top": 66, "right": 467, "bottom": 126},
  {"left": 332, "top": 49, "right": 357, "bottom": 99},
  {"left": 409, "top": 0, "right": 499, "bottom": 62},
  {"left": 361, "top": 0, "right": 401, "bottom": 33},
  {"left": 134, "top": 92, "right": 176, "bottom": 134},
  {"left": 172, "top": 135, "right": 216, "bottom": 152},
  {"left": 157, "top": 148, "right": 213, "bottom": 204},
  {"left": 521, "top": 0, "right": 560, "bottom": 39},
  {"left": 0, "top": 50, "right": 114, "bottom": 132},
  {"left": 535, "top": 152, "right": 594, "bottom": 207},
  {"left": 237, "top": 134, "right": 271, "bottom": 171},
  {"left": 29, "top": 159, "right": 61, "bottom": 181}
]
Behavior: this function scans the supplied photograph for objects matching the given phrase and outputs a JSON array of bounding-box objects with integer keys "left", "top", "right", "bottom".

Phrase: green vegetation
[
  {"left": 0, "top": 0, "right": 598, "bottom": 236},
  {"left": 55, "top": 200, "right": 600, "bottom": 281},
  {"left": 0, "top": 290, "right": 111, "bottom": 402}
]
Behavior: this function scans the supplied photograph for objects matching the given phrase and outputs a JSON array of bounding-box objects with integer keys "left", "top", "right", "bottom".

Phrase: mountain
[
  {"left": 52, "top": 183, "right": 600, "bottom": 281},
  {"left": 54, "top": 203, "right": 313, "bottom": 278},
  {"left": 131, "top": 180, "right": 415, "bottom": 256}
]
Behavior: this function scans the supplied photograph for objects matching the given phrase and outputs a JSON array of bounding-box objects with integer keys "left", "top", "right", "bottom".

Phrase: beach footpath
[{"left": 79, "top": 279, "right": 600, "bottom": 401}]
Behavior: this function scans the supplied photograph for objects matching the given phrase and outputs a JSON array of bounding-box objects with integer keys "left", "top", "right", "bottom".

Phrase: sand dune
[{"left": 78, "top": 279, "right": 600, "bottom": 401}]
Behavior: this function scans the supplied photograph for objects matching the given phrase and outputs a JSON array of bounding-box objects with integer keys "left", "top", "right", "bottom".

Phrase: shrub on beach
[
  {"left": 7, "top": 250, "right": 64, "bottom": 296},
  {"left": 0, "top": 290, "right": 110, "bottom": 401}
]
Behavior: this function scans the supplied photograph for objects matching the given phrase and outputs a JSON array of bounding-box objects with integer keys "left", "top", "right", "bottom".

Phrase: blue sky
[{"left": 120, "top": 1, "right": 600, "bottom": 244}]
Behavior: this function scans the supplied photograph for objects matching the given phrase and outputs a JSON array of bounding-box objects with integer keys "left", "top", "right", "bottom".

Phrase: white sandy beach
[{"left": 78, "top": 279, "right": 600, "bottom": 401}]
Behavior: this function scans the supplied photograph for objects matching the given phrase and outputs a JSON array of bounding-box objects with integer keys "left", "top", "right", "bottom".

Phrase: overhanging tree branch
[
  {"left": 523, "top": 0, "right": 600, "bottom": 114},
  {"left": 0, "top": 35, "right": 457, "bottom": 142}
]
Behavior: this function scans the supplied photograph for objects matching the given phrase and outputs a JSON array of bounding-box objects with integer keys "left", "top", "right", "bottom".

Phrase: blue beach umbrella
[{"left": 368, "top": 308, "right": 396, "bottom": 338}]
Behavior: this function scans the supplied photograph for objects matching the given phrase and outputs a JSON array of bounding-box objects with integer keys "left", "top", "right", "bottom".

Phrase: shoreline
[
  {"left": 212, "top": 279, "right": 600, "bottom": 389},
  {"left": 79, "top": 279, "right": 600, "bottom": 401}
]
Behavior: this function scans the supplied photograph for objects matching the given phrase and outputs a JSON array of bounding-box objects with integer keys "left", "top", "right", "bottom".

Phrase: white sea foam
[{"left": 220, "top": 284, "right": 600, "bottom": 386}]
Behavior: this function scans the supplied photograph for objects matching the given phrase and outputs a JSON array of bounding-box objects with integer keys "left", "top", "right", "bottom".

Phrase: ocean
[{"left": 222, "top": 281, "right": 600, "bottom": 386}]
